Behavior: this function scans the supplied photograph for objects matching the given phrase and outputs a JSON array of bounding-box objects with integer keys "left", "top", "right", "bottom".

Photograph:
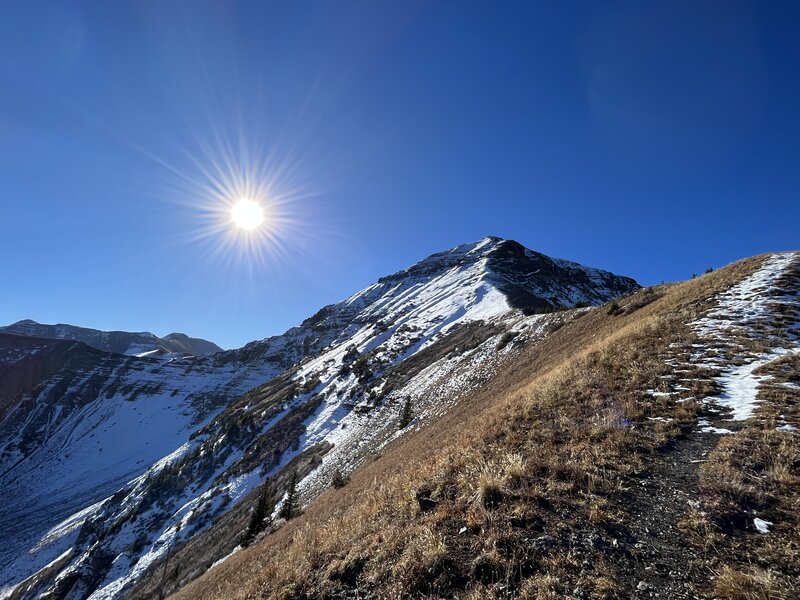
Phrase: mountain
[
  {"left": 159, "top": 333, "right": 222, "bottom": 357},
  {"left": 167, "top": 250, "right": 799, "bottom": 600},
  {"left": 0, "top": 237, "right": 639, "bottom": 599},
  {"left": 0, "top": 321, "right": 223, "bottom": 357}
]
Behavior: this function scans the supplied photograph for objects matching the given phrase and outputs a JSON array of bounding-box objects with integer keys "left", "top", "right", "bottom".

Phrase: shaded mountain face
[
  {"left": 0, "top": 237, "right": 639, "bottom": 599},
  {"left": 160, "top": 333, "right": 222, "bottom": 356},
  {"left": 0, "top": 321, "right": 223, "bottom": 357}
]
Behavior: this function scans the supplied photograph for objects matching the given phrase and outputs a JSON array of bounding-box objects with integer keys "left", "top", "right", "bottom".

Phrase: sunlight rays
[{"left": 153, "top": 121, "right": 325, "bottom": 279}]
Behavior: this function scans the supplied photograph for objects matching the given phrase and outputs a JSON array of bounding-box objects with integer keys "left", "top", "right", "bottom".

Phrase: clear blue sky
[{"left": 1, "top": 1, "right": 798, "bottom": 349}]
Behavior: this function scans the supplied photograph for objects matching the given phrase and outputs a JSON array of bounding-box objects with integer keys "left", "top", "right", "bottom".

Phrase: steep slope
[
  {"left": 0, "top": 338, "right": 283, "bottom": 594},
  {"left": 0, "top": 237, "right": 638, "bottom": 600},
  {"left": 171, "top": 251, "right": 799, "bottom": 600},
  {"left": 0, "top": 321, "right": 223, "bottom": 357}
]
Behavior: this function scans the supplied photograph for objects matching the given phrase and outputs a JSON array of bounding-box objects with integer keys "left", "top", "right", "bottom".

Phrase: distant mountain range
[{"left": 0, "top": 320, "right": 222, "bottom": 357}]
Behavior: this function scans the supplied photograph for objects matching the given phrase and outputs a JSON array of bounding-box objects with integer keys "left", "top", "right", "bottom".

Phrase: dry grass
[
  {"left": 169, "top": 255, "right": 781, "bottom": 600},
  {"left": 712, "top": 565, "right": 793, "bottom": 600},
  {"left": 690, "top": 403, "right": 800, "bottom": 597}
]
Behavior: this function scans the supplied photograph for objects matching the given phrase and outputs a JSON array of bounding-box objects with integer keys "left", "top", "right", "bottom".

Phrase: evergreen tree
[
  {"left": 242, "top": 481, "right": 274, "bottom": 546},
  {"left": 398, "top": 397, "right": 413, "bottom": 429},
  {"left": 278, "top": 470, "right": 299, "bottom": 520}
]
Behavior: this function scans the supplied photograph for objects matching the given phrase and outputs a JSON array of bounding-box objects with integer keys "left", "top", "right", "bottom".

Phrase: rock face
[
  {"left": 0, "top": 237, "right": 639, "bottom": 599},
  {"left": 160, "top": 333, "right": 223, "bottom": 357},
  {"left": 0, "top": 320, "right": 223, "bottom": 357}
]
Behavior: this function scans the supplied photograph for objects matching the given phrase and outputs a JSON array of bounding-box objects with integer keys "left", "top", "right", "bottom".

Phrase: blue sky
[{"left": 1, "top": 1, "right": 798, "bottom": 349}]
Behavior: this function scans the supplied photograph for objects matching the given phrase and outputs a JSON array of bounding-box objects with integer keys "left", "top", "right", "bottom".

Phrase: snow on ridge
[
  {"left": 690, "top": 251, "right": 800, "bottom": 421},
  {"left": 327, "top": 247, "right": 512, "bottom": 351},
  {"left": 694, "top": 252, "right": 799, "bottom": 338},
  {"left": 710, "top": 348, "right": 800, "bottom": 421}
]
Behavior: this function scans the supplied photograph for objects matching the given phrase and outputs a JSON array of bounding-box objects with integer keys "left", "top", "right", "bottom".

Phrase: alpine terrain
[
  {"left": 2, "top": 239, "right": 797, "bottom": 600},
  {"left": 0, "top": 321, "right": 222, "bottom": 357}
]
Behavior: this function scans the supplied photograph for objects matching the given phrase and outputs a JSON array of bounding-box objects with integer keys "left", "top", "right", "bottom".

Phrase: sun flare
[
  {"left": 164, "top": 126, "right": 326, "bottom": 273},
  {"left": 231, "top": 198, "right": 265, "bottom": 231}
]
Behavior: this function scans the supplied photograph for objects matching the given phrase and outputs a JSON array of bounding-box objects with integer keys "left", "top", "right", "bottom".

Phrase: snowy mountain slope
[
  {"left": 165, "top": 252, "right": 800, "bottom": 600},
  {"left": 0, "top": 237, "right": 638, "bottom": 599},
  {"left": 0, "top": 321, "right": 222, "bottom": 357},
  {"left": 42, "top": 312, "right": 574, "bottom": 600},
  {"left": 0, "top": 339, "right": 285, "bottom": 594},
  {"left": 125, "top": 311, "right": 575, "bottom": 600}
]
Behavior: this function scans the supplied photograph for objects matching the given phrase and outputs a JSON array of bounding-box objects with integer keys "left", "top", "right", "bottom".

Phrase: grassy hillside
[{"left": 166, "top": 254, "right": 798, "bottom": 600}]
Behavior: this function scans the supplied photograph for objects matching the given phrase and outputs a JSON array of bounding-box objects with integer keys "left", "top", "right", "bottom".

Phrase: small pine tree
[
  {"left": 399, "top": 397, "right": 413, "bottom": 429},
  {"left": 243, "top": 482, "right": 274, "bottom": 546},
  {"left": 331, "top": 468, "right": 349, "bottom": 489},
  {"left": 278, "top": 470, "right": 299, "bottom": 520}
]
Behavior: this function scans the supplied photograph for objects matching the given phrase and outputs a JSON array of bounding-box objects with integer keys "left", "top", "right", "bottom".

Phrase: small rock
[
  {"left": 531, "top": 535, "right": 556, "bottom": 552},
  {"left": 637, "top": 581, "right": 650, "bottom": 592}
]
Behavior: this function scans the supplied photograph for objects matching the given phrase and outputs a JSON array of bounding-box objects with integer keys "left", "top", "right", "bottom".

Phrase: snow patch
[{"left": 753, "top": 517, "right": 773, "bottom": 534}]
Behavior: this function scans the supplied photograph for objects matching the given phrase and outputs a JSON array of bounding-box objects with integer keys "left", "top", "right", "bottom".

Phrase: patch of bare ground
[{"left": 165, "top": 256, "right": 786, "bottom": 600}]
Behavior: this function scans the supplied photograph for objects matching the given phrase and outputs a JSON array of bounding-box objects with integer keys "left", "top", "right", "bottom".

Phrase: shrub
[
  {"left": 496, "top": 331, "right": 518, "bottom": 350},
  {"left": 331, "top": 468, "right": 349, "bottom": 489},
  {"left": 399, "top": 398, "right": 414, "bottom": 429}
]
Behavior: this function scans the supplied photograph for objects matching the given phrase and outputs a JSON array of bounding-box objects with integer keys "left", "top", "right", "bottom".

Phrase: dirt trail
[{"left": 618, "top": 413, "right": 729, "bottom": 598}]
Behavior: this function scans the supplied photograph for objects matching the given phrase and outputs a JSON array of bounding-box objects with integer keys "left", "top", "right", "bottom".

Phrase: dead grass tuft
[{"left": 712, "top": 565, "right": 792, "bottom": 600}]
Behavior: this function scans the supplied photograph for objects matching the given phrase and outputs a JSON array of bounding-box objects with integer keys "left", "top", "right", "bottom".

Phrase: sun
[{"left": 231, "top": 198, "right": 265, "bottom": 231}]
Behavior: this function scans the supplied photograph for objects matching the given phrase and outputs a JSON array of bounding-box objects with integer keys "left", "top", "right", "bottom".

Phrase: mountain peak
[
  {"left": 288, "top": 238, "right": 639, "bottom": 362},
  {"left": 376, "top": 237, "right": 638, "bottom": 314},
  {"left": 11, "top": 319, "right": 37, "bottom": 326}
]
